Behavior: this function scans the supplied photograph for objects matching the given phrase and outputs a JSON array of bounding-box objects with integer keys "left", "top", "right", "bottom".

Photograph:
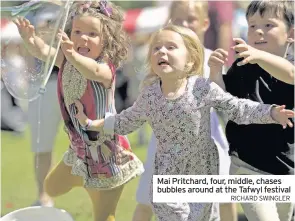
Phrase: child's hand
[
  {"left": 271, "top": 105, "right": 294, "bottom": 129},
  {"left": 208, "top": 48, "right": 228, "bottom": 75},
  {"left": 233, "top": 38, "right": 262, "bottom": 66},
  {"left": 13, "top": 17, "right": 36, "bottom": 45},
  {"left": 58, "top": 29, "right": 75, "bottom": 58},
  {"left": 73, "top": 100, "right": 88, "bottom": 128}
]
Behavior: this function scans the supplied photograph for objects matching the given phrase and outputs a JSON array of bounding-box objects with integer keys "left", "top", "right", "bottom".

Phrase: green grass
[
  {"left": 1, "top": 125, "right": 153, "bottom": 220},
  {"left": 1, "top": 124, "right": 242, "bottom": 220}
]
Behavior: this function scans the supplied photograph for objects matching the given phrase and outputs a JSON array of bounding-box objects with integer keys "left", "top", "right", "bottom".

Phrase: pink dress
[{"left": 57, "top": 59, "right": 144, "bottom": 190}]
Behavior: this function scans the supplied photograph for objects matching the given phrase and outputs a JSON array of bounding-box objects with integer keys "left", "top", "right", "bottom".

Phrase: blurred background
[{"left": 1, "top": 1, "right": 250, "bottom": 220}]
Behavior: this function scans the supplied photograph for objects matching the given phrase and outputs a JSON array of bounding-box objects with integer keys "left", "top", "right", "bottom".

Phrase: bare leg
[
  {"left": 86, "top": 185, "right": 124, "bottom": 221},
  {"left": 34, "top": 152, "right": 53, "bottom": 205},
  {"left": 44, "top": 160, "right": 83, "bottom": 197},
  {"left": 220, "top": 203, "right": 238, "bottom": 221},
  {"left": 132, "top": 203, "right": 153, "bottom": 221}
]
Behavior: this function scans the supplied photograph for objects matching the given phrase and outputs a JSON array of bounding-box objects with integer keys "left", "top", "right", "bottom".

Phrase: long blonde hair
[{"left": 140, "top": 25, "right": 204, "bottom": 90}]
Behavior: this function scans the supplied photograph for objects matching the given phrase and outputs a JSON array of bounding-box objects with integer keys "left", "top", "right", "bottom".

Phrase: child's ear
[
  {"left": 201, "top": 18, "right": 210, "bottom": 33},
  {"left": 287, "top": 27, "right": 294, "bottom": 43}
]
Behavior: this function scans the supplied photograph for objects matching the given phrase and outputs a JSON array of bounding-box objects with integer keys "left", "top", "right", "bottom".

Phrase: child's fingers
[
  {"left": 20, "top": 17, "right": 27, "bottom": 27},
  {"left": 233, "top": 38, "right": 246, "bottom": 45},
  {"left": 215, "top": 48, "right": 228, "bottom": 58},
  {"left": 237, "top": 51, "right": 250, "bottom": 59},
  {"left": 23, "top": 18, "right": 31, "bottom": 27},
  {"left": 232, "top": 44, "right": 248, "bottom": 53},
  {"left": 213, "top": 51, "right": 226, "bottom": 60},
  {"left": 12, "top": 17, "right": 21, "bottom": 27},
  {"left": 237, "top": 57, "right": 250, "bottom": 66},
  {"left": 28, "top": 25, "right": 35, "bottom": 36},
  {"left": 278, "top": 105, "right": 286, "bottom": 111},
  {"left": 287, "top": 119, "right": 293, "bottom": 128},
  {"left": 208, "top": 56, "right": 225, "bottom": 66}
]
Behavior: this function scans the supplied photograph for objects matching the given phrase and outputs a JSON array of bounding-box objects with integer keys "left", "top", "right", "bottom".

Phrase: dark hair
[{"left": 246, "top": 0, "right": 294, "bottom": 29}]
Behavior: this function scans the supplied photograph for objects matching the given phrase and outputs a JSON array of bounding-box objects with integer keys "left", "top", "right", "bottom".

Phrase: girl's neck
[{"left": 161, "top": 77, "right": 188, "bottom": 100}]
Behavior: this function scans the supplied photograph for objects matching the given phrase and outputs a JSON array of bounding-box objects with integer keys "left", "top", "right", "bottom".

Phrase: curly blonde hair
[
  {"left": 65, "top": 0, "right": 129, "bottom": 68},
  {"left": 140, "top": 25, "right": 204, "bottom": 90}
]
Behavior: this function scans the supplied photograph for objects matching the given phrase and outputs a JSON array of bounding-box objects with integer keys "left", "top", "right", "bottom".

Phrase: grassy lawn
[
  {"left": 1, "top": 124, "right": 242, "bottom": 220},
  {"left": 1, "top": 125, "right": 154, "bottom": 220}
]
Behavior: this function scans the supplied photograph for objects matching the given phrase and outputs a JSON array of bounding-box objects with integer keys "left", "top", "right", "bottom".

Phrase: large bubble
[{"left": 1, "top": 1, "right": 71, "bottom": 102}]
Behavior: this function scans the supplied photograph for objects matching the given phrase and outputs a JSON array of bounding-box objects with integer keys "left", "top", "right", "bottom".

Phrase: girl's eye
[
  {"left": 250, "top": 25, "right": 255, "bottom": 28},
  {"left": 74, "top": 30, "right": 81, "bottom": 34},
  {"left": 168, "top": 46, "right": 176, "bottom": 50},
  {"left": 153, "top": 46, "right": 160, "bottom": 51},
  {"left": 89, "top": 32, "right": 97, "bottom": 37},
  {"left": 266, "top": 24, "right": 274, "bottom": 28}
]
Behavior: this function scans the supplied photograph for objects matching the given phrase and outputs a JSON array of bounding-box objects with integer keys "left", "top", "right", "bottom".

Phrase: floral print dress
[{"left": 104, "top": 76, "right": 277, "bottom": 220}]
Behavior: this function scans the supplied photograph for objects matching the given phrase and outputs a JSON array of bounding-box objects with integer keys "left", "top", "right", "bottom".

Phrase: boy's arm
[
  {"left": 234, "top": 38, "right": 294, "bottom": 85},
  {"left": 255, "top": 51, "right": 294, "bottom": 85}
]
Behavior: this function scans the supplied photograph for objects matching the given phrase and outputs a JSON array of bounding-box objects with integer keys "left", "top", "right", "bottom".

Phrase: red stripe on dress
[
  {"left": 123, "top": 8, "right": 142, "bottom": 34},
  {"left": 81, "top": 81, "right": 97, "bottom": 121}
]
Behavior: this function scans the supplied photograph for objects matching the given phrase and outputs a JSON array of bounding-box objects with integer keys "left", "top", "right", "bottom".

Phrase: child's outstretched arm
[
  {"left": 207, "top": 81, "right": 294, "bottom": 128},
  {"left": 58, "top": 30, "right": 113, "bottom": 88},
  {"left": 233, "top": 38, "right": 294, "bottom": 85},
  {"left": 13, "top": 17, "right": 64, "bottom": 68},
  {"left": 74, "top": 90, "right": 149, "bottom": 135},
  {"left": 208, "top": 48, "right": 228, "bottom": 90}
]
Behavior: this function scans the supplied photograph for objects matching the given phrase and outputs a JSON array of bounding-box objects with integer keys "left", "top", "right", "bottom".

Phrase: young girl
[
  {"left": 13, "top": 1, "right": 144, "bottom": 220},
  {"left": 133, "top": 1, "right": 233, "bottom": 221},
  {"left": 74, "top": 25, "right": 294, "bottom": 221}
]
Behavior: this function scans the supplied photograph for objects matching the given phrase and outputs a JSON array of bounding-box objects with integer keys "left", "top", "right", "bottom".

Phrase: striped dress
[{"left": 57, "top": 60, "right": 144, "bottom": 189}]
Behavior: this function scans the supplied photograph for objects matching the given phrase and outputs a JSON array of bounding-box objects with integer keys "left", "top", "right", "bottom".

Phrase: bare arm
[
  {"left": 66, "top": 52, "right": 113, "bottom": 88},
  {"left": 58, "top": 31, "right": 113, "bottom": 87},
  {"left": 256, "top": 51, "right": 294, "bottom": 85},
  {"left": 13, "top": 17, "right": 64, "bottom": 68},
  {"left": 208, "top": 48, "right": 228, "bottom": 90},
  {"left": 234, "top": 38, "right": 294, "bottom": 85}
]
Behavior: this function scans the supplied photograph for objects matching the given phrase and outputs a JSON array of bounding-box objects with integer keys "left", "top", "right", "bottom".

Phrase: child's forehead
[
  {"left": 247, "top": 9, "right": 286, "bottom": 23},
  {"left": 72, "top": 16, "right": 101, "bottom": 28},
  {"left": 152, "top": 31, "right": 183, "bottom": 44}
]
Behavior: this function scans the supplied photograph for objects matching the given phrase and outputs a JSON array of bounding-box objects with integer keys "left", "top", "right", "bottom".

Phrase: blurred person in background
[
  {"left": 121, "top": 33, "right": 151, "bottom": 145},
  {"left": 26, "top": 3, "right": 62, "bottom": 207},
  {"left": 204, "top": 1, "right": 234, "bottom": 67},
  {"left": 1, "top": 18, "right": 28, "bottom": 134},
  {"left": 1, "top": 1, "right": 62, "bottom": 207}
]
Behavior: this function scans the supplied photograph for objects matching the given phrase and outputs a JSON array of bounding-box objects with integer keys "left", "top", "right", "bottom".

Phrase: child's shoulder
[
  {"left": 140, "top": 78, "right": 160, "bottom": 97},
  {"left": 190, "top": 75, "right": 213, "bottom": 92},
  {"left": 190, "top": 75, "right": 211, "bottom": 86}
]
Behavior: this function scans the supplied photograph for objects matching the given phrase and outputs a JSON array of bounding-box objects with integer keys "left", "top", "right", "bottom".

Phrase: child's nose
[
  {"left": 158, "top": 47, "right": 167, "bottom": 54},
  {"left": 255, "top": 28, "right": 264, "bottom": 36},
  {"left": 80, "top": 34, "right": 88, "bottom": 41}
]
